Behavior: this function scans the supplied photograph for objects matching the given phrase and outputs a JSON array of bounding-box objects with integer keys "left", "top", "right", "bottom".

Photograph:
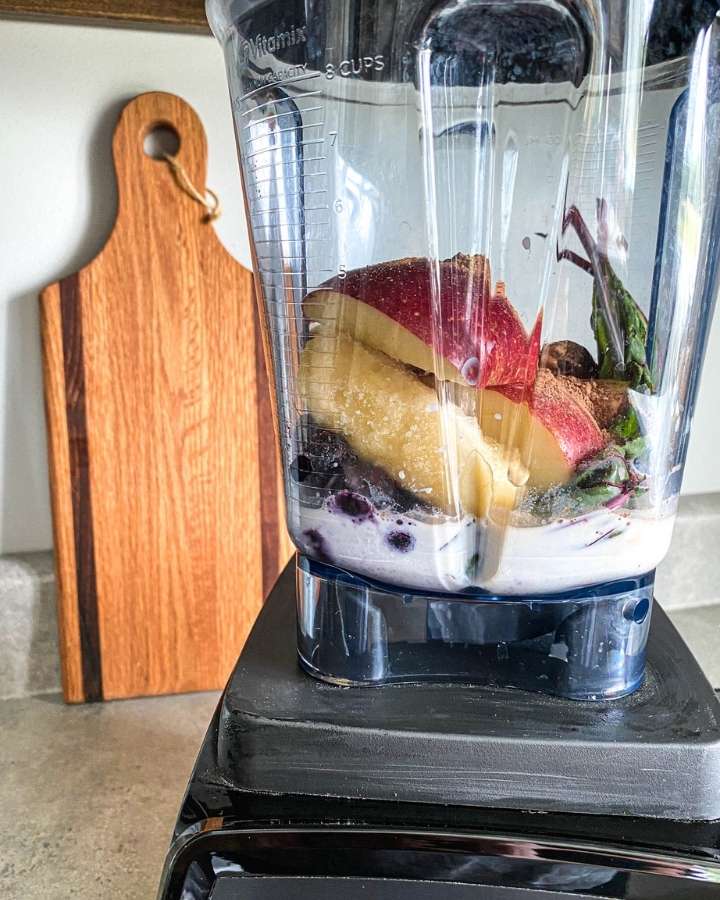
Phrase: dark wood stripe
[
  {"left": 0, "top": 1, "right": 209, "bottom": 33},
  {"left": 60, "top": 273, "right": 103, "bottom": 702},
  {"left": 252, "top": 295, "right": 281, "bottom": 600}
]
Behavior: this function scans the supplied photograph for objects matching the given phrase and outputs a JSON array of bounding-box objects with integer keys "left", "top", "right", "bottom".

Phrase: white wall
[
  {"left": 1, "top": 18, "right": 719, "bottom": 554},
  {"left": 0, "top": 19, "right": 251, "bottom": 553}
]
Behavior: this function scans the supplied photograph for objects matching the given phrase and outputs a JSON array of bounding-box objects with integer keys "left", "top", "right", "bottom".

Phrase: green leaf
[
  {"left": 595, "top": 263, "right": 654, "bottom": 391},
  {"left": 622, "top": 436, "right": 646, "bottom": 461},
  {"left": 528, "top": 438, "right": 646, "bottom": 520},
  {"left": 611, "top": 407, "right": 641, "bottom": 441},
  {"left": 575, "top": 454, "right": 628, "bottom": 489}
]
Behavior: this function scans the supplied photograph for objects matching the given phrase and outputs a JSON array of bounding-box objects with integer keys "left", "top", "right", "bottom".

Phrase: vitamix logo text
[{"left": 240, "top": 25, "right": 308, "bottom": 63}]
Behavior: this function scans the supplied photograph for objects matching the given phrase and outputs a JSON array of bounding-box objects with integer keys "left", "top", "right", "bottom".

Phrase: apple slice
[
  {"left": 479, "top": 369, "right": 606, "bottom": 490},
  {"left": 304, "top": 254, "right": 541, "bottom": 388},
  {"left": 558, "top": 376, "right": 630, "bottom": 429},
  {"left": 298, "top": 331, "right": 524, "bottom": 518}
]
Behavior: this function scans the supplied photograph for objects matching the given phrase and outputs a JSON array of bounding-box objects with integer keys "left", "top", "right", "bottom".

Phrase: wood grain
[
  {"left": 41, "top": 92, "right": 292, "bottom": 702},
  {"left": 0, "top": 0, "right": 209, "bottom": 32}
]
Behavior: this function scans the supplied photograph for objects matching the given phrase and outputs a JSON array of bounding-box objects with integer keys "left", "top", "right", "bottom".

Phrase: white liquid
[{"left": 289, "top": 499, "right": 675, "bottom": 594}]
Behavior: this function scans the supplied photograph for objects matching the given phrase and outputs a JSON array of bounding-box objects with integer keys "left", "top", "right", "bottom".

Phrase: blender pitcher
[{"left": 207, "top": 0, "right": 720, "bottom": 698}]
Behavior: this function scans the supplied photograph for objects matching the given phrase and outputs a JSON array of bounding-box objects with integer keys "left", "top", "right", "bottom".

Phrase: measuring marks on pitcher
[{"left": 238, "top": 70, "right": 338, "bottom": 295}]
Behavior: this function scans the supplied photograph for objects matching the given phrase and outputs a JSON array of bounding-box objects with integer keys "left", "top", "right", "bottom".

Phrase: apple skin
[
  {"left": 479, "top": 370, "right": 606, "bottom": 490},
  {"left": 305, "top": 254, "right": 541, "bottom": 388}
]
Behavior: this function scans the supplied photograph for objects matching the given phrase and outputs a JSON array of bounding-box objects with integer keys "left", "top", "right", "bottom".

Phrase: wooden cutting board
[{"left": 40, "top": 91, "right": 293, "bottom": 703}]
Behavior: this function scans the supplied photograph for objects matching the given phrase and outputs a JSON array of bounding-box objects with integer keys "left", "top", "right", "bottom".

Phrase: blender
[
  {"left": 211, "top": 0, "right": 719, "bottom": 700},
  {"left": 157, "top": 1, "right": 720, "bottom": 897}
]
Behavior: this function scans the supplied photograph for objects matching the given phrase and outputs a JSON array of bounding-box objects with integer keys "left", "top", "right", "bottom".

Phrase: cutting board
[{"left": 40, "top": 91, "right": 293, "bottom": 703}]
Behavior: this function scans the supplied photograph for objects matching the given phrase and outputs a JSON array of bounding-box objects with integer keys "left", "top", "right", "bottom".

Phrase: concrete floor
[{"left": 0, "top": 691, "right": 219, "bottom": 899}]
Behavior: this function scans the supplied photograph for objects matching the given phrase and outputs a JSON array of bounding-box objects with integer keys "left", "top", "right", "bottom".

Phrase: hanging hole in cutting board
[{"left": 144, "top": 123, "right": 181, "bottom": 160}]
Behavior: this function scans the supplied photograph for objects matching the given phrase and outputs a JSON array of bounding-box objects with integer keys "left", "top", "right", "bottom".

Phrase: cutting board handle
[{"left": 112, "top": 91, "right": 210, "bottom": 227}]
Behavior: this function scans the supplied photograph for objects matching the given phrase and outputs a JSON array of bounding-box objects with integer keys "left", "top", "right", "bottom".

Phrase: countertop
[
  {"left": 1, "top": 691, "right": 219, "bottom": 899},
  {"left": 2, "top": 602, "right": 719, "bottom": 900}
]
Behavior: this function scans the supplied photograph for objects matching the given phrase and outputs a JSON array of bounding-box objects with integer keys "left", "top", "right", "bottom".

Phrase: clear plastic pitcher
[{"left": 208, "top": 0, "right": 720, "bottom": 698}]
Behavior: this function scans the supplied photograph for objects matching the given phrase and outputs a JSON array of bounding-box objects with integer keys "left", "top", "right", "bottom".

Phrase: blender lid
[{"left": 216, "top": 561, "right": 720, "bottom": 822}]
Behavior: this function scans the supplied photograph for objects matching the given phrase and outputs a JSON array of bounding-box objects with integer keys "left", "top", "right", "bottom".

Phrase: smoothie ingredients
[
  {"left": 479, "top": 369, "right": 606, "bottom": 490},
  {"left": 298, "top": 329, "right": 523, "bottom": 518},
  {"left": 304, "top": 254, "right": 542, "bottom": 388},
  {"left": 560, "top": 201, "right": 654, "bottom": 391},
  {"left": 292, "top": 226, "right": 662, "bottom": 592},
  {"left": 540, "top": 340, "right": 599, "bottom": 378}
]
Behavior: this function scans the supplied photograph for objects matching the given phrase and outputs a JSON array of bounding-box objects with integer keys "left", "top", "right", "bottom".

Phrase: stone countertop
[
  {"left": 1, "top": 691, "right": 219, "bottom": 900},
  {"left": 2, "top": 603, "right": 719, "bottom": 900}
]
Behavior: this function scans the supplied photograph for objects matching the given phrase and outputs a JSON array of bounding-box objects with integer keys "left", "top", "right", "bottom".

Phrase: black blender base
[
  {"left": 157, "top": 560, "right": 720, "bottom": 899},
  {"left": 219, "top": 560, "right": 720, "bottom": 822},
  {"left": 206, "top": 879, "right": 627, "bottom": 899}
]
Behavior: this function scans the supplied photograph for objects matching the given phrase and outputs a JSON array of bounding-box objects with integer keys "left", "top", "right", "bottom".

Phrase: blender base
[
  {"left": 157, "top": 558, "right": 720, "bottom": 899},
  {"left": 296, "top": 556, "right": 654, "bottom": 700},
  {"left": 219, "top": 558, "right": 720, "bottom": 822}
]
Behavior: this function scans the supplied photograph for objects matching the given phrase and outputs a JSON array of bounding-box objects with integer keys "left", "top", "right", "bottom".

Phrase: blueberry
[
  {"left": 387, "top": 531, "right": 415, "bottom": 553},
  {"left": 302, "top": 529, "right": 331, "bottom": 563},
  {"left": 292, "top": 417, "right": 438, "bottom": 516},
  {"left": 331, "top": 491, "right": 373, "bottom": 520},
  {"left": 304, "top": 423, "right": 356, "bottom": 473}
]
